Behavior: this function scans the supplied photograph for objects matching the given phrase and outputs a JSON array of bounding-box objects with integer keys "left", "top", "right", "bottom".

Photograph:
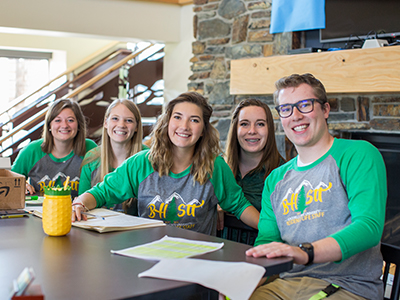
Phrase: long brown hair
[
  {"left": 225, "top": 98, "right": 284, "bottom": 179},
  {"left": 149, "top": 92, "right": 221, "bottom": 185},
  {"left": 41, "top": 98, "right": 87, "bottom": 157}
]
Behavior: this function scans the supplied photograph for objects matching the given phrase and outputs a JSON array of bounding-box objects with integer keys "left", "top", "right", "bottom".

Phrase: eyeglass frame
[{"left": 275, "top": 98, "right": 326, "bottom": 118}]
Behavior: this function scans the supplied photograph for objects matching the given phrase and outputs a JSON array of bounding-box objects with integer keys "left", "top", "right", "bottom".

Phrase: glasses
[{"left": 275, "top": 98, "right": 324, "bottom": 118}]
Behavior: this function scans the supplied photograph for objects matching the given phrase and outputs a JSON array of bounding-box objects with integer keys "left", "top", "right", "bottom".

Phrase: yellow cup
[{"left": 42, "top": 187, "right": 72, "bottom": 236}]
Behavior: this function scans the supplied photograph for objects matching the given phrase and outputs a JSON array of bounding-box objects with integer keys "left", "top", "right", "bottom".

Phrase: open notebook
[{"left": 25, "top": 207, "right": 165, "bottom": 233}]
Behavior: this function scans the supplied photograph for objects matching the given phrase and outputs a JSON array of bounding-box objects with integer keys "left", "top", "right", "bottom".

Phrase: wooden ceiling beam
[{"left": 135, "top": 0, "right": 192, "bottom": 5}]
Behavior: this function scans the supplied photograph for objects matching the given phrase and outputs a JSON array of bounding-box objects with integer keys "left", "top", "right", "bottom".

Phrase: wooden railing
[
  {"left": 0, "top": 41, "right": 121, "bottom": 125},
  {"left": 0, "top": 43, "right": 154, "bottom": 148}
]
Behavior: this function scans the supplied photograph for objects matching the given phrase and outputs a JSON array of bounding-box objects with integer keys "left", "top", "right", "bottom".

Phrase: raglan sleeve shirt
[
  {"left": 210, "top": 156, "right": 252, "bottom": 220},
  {"left": 78, "top": 147, "right": 101, "bottom": 195},
  {"left": 11, "top": 139, "right": 47, "bottom": 178},
  {"left": 255, "top": 166, "right": 287, "bottom": 246},
  {"left": 255, "top": 139, "right": 387, "bottom": 262},
  {"left": 328, "top": 139, "right": 387, "bottom": 261},
  {"left": 87, "top": 150, "right": 152, "bottom": 208}
]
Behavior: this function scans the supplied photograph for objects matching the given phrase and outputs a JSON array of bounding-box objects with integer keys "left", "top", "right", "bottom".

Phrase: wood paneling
[{"left": 230, "top": 45, "right": 400, "bottom": 95}]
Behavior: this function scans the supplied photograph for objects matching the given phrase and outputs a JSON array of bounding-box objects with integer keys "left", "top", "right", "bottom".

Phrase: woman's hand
[
  {"left": 25, "top": 183, "right": 35, "bottom": 195},
  {"left": 71, "top": 199, "right": 88, "bottom": 222},
  {"left": 71, "top": 193, "right": 97, "bottom": 222}
]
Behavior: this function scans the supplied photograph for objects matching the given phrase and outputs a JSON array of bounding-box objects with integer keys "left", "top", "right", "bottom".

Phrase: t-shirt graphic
[
  {"left": 37, "top": 173, "right": 79, "bottom": 193},
  {"left": 280, "top": 179, "right": 333, "bottom": 226},
  {"left": 147, "top": 192, "right": 205, "bottom": 230}
]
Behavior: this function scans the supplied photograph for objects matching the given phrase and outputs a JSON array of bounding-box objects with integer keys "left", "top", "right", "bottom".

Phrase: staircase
[{"left": 0, "top": 42, "right": 164, "bottom": 163}]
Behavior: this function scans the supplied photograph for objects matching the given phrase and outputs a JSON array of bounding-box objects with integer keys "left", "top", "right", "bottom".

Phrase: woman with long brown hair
[
  {"left": 72, "top": 92, "right": 259, "bottom": 235},
  {"left": 225, "top": 98, "right": 285, "bottom": 212},
  {"left": 12, "top": 98, "right": 97, "bottom": 197},
  {"left": 218, "top": 99, "right": 285, "bottom": 244}
]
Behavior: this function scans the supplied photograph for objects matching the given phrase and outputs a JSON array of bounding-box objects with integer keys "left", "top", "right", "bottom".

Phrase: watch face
[{"left": 299, "top": 243, "right": 312, "bottom": 250}]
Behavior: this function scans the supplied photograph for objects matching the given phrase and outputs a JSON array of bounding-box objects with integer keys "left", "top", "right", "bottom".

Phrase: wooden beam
[
  {"left": 230, "top": 45, "right": 400, "bottom": 95},
  {"left": 135, "top": 0, "right": 192, "bottom": 5}
]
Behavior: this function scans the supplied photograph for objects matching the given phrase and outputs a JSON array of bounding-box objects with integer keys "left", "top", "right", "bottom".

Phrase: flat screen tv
[{"left": 320, "top": 0, "right": 400, "bottom": 43}]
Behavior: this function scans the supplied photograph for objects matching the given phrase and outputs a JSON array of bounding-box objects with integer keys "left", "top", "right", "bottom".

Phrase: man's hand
[
  {"left": 246, "top": 238, "right": 342, "bottom": 265},
  {"left": 245, "top": 242, "right": 309, "bottom": 265}
]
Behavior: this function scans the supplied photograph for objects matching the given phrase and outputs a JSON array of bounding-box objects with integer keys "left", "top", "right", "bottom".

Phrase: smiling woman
[
  {"left": 11, "top": 99, "right": 97, "bottom": 197},
  {"left": 79, "top": 99, "right": 146, "bottom": 215},
  {"left": 225, "top": 99, "right": 285, "bottom": 212},
  {"left": 72, "top": 92, "right": 260, "bottom": 236}
]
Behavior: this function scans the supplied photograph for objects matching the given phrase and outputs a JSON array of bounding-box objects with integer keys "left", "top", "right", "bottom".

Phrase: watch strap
[{"left": 299, "top": 243, "right": 314, "bottom": 266}]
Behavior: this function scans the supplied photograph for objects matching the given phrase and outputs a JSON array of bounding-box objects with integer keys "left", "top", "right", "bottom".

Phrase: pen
[
  {"left": 0, "top": 215, "right": 28, "bottom": 219},
  {"left": 81, "top": 212, "right": 105, "bottom": 220},
  {"left": 25, "top": 196, "right": 39, "bottom": 200}
]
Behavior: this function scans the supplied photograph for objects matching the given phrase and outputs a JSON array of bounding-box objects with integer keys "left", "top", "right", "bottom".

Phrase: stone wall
[
  {"left": 189, "top": 0, "right": 292, "bottom": 155},
  {"left": 188, "top": 0, "right": 400, "bottom": 159},
  {"left": 328, "top": 94, "right": 400, "bottom": 133}
]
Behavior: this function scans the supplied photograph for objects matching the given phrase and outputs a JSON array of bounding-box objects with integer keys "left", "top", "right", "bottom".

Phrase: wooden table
[{"left": 0, "top": 215, "right": 292, "bottom": 300}]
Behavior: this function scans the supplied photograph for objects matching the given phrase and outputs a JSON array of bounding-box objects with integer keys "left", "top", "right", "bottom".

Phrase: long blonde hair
[
  {"left": 149, "top": 92, "right": 221, "bottom": 185},
  {"left": 225, "top": 98, "right": 284, "bottom": 179},
  {"left": 82, "top": 99, "right": 143, "bottom": 183}
]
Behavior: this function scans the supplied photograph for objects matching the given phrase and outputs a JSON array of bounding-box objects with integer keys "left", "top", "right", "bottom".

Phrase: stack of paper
[
  {"left": 25, "top": 207, "right": 165, "bottom": 233},
  {"left": 123, "top": 236, "right": 265, "bottom": 300},
  {"left": 73, "top": 209, "right": 165, "bottom": 233},
  {"left": 111, "top": 235, "right": 224, "bottom": 260}
]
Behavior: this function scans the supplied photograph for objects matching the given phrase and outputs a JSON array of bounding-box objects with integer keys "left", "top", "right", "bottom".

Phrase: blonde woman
[
  {"left": 79, "top": 99, "right": 147, "bottom": 214},
  {"left": 72, "top": 92, "right": 259, "bottom": 235}
]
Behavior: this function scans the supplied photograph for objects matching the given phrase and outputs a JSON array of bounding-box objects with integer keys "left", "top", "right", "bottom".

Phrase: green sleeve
[
  {"left": 330, "top": 141, "right": 387, "bottom": 261},
  {"left": 85, "top": 139, "right": 97, "bottom": 154},
  {"left": 254, "top": 166, "right": 287, "bottom": 246},
  {"left": 11, "top": 139, "right": 46, "bottom": 178},
  {"left": 142, "top": 144, "right": 150, "bottom": 150},
  {"left": 88, "top": 150, "right": 153, "bottom": 208},
  {"left": 78, "top": 148, "right": 100, "bottom": 195},
  {"left": 210, "top": 156, "right": 252, "bottom": 219}
]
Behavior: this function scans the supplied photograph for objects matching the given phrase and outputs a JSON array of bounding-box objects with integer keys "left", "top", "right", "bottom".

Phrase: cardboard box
[{"left": 0, "top": 169, "right": 26, "bottom": 210}]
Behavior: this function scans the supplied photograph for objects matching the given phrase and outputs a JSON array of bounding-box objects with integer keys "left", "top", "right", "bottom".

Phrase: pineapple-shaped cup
[{"left": 42, "top": 186, "right": 72, "bottom": 236}]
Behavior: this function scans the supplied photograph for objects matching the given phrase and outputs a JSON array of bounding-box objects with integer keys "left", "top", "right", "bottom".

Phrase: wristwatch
[{"left": 298, "top": 243, "right": 314, "bottom": 266}]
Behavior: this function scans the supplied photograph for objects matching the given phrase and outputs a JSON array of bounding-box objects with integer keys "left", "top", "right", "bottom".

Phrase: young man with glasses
[{"left": 246, "top": 73, "right": 387, "bottom": 299}]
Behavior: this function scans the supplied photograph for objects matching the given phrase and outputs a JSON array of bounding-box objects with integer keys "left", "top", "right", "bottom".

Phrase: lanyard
[{"left": 309, "top": 284, "right": 340, "bottom": 300}]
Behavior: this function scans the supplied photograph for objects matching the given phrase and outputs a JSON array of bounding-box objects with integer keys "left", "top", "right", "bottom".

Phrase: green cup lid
[{"left": 43, "top": 186, "right": 72, "bottom": 196}]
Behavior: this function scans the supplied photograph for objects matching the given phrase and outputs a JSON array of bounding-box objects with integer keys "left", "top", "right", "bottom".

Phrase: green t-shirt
[
  {"left": 87, "top": 149, "right": 252, "bottom": 235},
  {"left": 78, "top": 144, "right": 149, "bottom": 195},
  {"left": 11, "top": 138, "right": 97, "bottom": 197}
]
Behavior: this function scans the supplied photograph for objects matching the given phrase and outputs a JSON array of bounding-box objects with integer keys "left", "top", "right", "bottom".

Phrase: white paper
[
  {"left": 75, "top": 211, "right": 163, "bottom": 227},
  {"left": 25, "top": 207, "right": 165, "bottom": 233},
  {"left": 139, "top": 258, "right": 265, "bottom": 300},
  {"left": 72, "top": 209, "right": 165, "bottom": 232},
  {"left": 111, "top": 235, "right": 224, "bottom": 260}
]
